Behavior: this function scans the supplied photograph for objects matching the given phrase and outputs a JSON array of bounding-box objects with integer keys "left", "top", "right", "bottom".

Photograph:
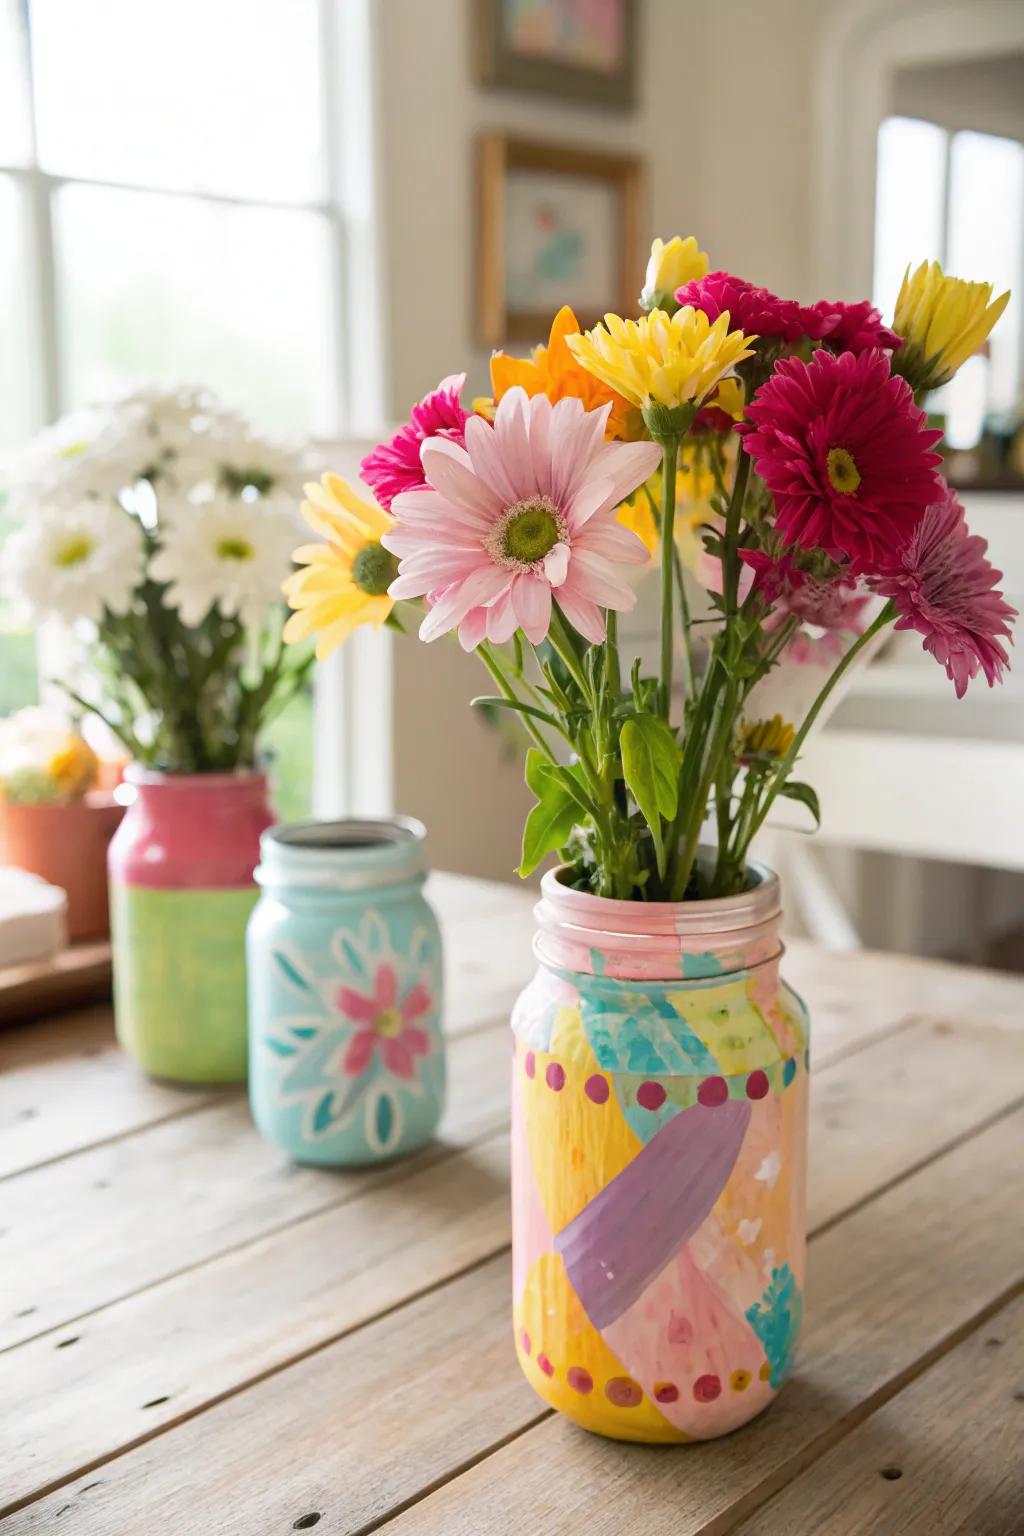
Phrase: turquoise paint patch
[
  {"left": 682, "top": 949, "right": 724, "bottom": 979},
  {"left": 746, "top": 1264, "right": 804, "bottom": 1388}
]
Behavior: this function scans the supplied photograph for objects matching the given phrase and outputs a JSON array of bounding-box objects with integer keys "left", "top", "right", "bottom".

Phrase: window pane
[
  {"left": 946, "top": 129, "right": 1023, "bottom": 420},
  {"left": 0, "top": 174, "right": 38, "bottom": 448},
  {"left": 0, "top": 0, "right": 32, "bottom": 166},
  {"left": 263, "top": 686, "right": 314, "bottom": 824},
  {"left": 0, "top": 497, "right": 38, "bottom": 715},
  {"left": 873, "top": 116, "right": 947, "bottom": 320},
  {"left": 29, "top": 0, "right": 324, "bottom": 203},
  {"left": 54, "top": 184, "right": 339, "bottom": 437}
]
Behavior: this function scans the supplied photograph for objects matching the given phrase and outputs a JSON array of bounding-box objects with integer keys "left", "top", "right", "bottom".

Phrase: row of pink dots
[{"left": 522, "top": 1050, "right": 774, "bottom": 1108}]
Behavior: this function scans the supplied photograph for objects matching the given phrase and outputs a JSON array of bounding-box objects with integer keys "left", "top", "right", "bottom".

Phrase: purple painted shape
[{"left": 554, "top": 1097, "right": 751, "bottom": 1329}]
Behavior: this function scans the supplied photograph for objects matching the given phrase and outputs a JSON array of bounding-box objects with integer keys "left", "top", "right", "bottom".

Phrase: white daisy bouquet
[
  {"left": 0, "top": 388, "right": 312, "bottom": 774},
  {"left": 284, "top": 239, "right": 1015, "bottom": 903}
]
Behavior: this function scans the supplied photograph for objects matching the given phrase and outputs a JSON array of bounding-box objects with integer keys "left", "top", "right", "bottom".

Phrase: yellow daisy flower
[
  {"left": 740, "top": 714, "right": 795, "bottom": 760},
  {"left": 893, "top": 260, "right": 1010, "bottom": 391},
  {"left": 283, "top": 474, "right": 396, "bottom": 660},
  {"left": 566, "top": 308, "right": 756, "bottom": 422},
  {"left": 48, "top": 735, "right": 99, "bottom": 798}
]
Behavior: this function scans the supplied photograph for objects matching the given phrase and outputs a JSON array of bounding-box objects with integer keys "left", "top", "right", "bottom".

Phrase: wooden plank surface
[
  {"left": 3, "top": 1002, "right": 1021, "bottom": 1522},
  {"left": 8, "top": 1107, "right": 1021, "bottom": 1534},
  {"left": 0, "top": 1021, "right": 510, "bottom": 1353},
  {"left": 736, "top": 1291, "right": 1024, "bottom": 1535}
]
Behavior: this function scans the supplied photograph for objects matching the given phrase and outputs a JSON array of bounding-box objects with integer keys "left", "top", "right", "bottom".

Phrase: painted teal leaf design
[
  {"left": 313, "top": 1092, "right": 339, "bottom": 1134},
  {"left": 273, "top": 951, "right": 313, "bottom": 993},
  {"left": 745, "top": 1264, "right": 804, "bottom": 1388},
  {"left": 265, "top": 1037, "right": 298, "bottom": 1057},
  {"left": 339, "top": 935, "right": 365, "bottom": 974},
  {"left": 375, "top": 1091, "right": 395, "bottom": 1147},
  {"left": 289, "top": 1025, "right": 318, "bottom": 1040}
]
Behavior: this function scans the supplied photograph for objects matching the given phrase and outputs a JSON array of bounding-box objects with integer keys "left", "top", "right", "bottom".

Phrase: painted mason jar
[
  {"left": 511, "top": 862, "right": 809, "bottom": 1443},
  {"left": 247, "top": 818, "right": 445, "bottom": 1166},
  {"left": 109, "top": 768, "right": 273, "bottom": 1083}
]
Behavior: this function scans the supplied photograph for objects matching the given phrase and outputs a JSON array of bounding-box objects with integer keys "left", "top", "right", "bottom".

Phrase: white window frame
[{"left": 2, "top": 0, "right": 392, "bottom": 820}]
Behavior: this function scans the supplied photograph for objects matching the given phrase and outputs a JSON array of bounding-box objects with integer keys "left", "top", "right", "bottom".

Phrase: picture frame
[
  {"left": 476, "top": 133, "right": 645, "bottom": 346},
  {"left": 473, "top": 0, "right": 639, "bottom": 111}
]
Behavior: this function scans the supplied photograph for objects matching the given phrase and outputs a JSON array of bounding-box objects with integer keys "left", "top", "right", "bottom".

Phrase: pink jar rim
[
  {"left": 124, "top": 765, "right": 268, "bottom": 790},
  {"left": 535, "top": 858, "right": 782, "bottom": 981}
]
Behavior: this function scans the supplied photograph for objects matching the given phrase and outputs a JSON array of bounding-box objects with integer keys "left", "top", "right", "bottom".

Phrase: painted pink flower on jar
[{"left": 337, "top": 963, "right": 433, "bottom": 1080}]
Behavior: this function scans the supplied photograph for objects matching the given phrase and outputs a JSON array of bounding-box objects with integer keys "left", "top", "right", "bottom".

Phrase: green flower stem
[
  {"left": 642, "top": 477, "right": 694, "bottom": 700},
  {"left": 477, "top": 641, "right": 556, "bottom": 760},
  {"left": 740, "top": 602, "right": 896, "bottom": 857},
  {"left": 722, "top": 449, "right": 751, "bottom": 619},
  {"left": 606, "top": 608, "right": 621, "bottom": 698},
  {"left": 547, "top": 604, "right": 591, "bottom": 699},
  {"left": 656, "top": 434, "right": 680, "bottom": 719}
]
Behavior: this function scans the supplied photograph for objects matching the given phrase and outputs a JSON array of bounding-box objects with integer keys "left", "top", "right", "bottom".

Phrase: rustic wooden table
[{"left": 1, "top": 873, "right": 1022, "bottom": 1535}]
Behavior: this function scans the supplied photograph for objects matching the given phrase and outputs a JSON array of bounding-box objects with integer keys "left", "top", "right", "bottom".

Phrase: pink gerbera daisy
[
  {"left": 741, "top": 348, "right": 943, "bottom": 570},
  {"left": 872, "top": 488, "right": 1016, "bottom": 697},
  {"left": 806, "top": 299, "right": 901, "bottom": 356},
  {"left": 381, "top": 387, "right": 660, "bottom": 648},
  {"left": 336, "top": 961, "right": 432, "bottom": 1080},
  {"left": 360, "top": 373, "right": 470, "bottom": 510},
  {"left": 675, "top": 271, "right": 809, "bottom": 343}
]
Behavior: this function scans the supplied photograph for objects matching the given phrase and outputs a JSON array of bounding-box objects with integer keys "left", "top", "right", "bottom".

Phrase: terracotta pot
[
  {"left": 107, "top": 767, "right": 274, "bottom": 1083},
  {"left": 0, "top": 792, "right": 125, "bottom": 942}
]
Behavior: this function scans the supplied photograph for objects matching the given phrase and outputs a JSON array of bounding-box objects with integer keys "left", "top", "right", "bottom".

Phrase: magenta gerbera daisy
[
  {"left": 382, "top": 387, "right": 660, "bottom": 648},
  {"left": 360, "top": 373, "right": 470, "bottom": 510},
  {"left": 741, "top": 348, "right": 943, "bottom": 570},
  {"left": 872, "top": 488, "right": 1016, "bottom": 697},
  {"left": 806, "top": 299, "right": 901, "bottom": 356},
  {"left": 675, "top": 270, "right": 809, "bottom": 343}
]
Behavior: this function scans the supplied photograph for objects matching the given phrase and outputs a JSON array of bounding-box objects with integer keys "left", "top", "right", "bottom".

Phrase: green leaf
[
  {"left": 519, "top": 770, "right": 579, "bottom": 878},
  {"left": 470, "top": 695, "right": 560, "bottom": 729},
  {"left": 524, "top": 746, "right": 550, "bottom": 799},
  {"left": 620, "top": 715, "right": 683, "bottom": 879},
  {"left": 777, "top": 779, "right": 821, "bottom": 828}
]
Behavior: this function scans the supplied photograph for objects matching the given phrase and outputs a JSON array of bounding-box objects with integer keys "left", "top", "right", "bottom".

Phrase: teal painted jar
[{"left": 247, "top": 818, "right": 445, "bottom": 1165}]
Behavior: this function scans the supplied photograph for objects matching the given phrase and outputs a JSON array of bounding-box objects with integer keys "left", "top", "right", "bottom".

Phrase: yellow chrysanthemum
[
  {"left": 48, "top": 735, "right": 99, "bottom": 798},
  {"left": 640, "top": 235, "right": 709, "bottom": 312},
  {"left": 488, "top": 305, "right": 640, "bottom": 441},
  {"left": 893, "top": 260, "right": 1010, "bottom": 391},
  {"left": 283, "top": 474, "right": 395, "bottom": 660},
  {"left": 700, "top": 376, "right": 745, "bottom": 426},
  {"left": 566, "top": 308, "right": 756, "bottom": 419},
  {"left": 740, "top": 714, "right": 795, "bottom": 760}
]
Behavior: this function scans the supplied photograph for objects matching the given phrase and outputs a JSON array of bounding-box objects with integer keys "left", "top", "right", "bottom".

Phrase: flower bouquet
[
  {"left": 286, "top": 236, "right": 1014, "bottom": 1441},
  {"left": 0, "top": 387, "right": 310, "bottom": 1079}
]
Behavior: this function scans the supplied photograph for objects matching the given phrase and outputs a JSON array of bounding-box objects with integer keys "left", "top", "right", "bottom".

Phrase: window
[
  {"left": 0, "top": 0, "right": 380, "bottom": 814},
  {"left": 874, "top": 116, "right": 1024, "bottom": 476}
]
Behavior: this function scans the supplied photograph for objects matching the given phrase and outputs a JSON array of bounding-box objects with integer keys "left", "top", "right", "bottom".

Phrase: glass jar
[
  {"left": 108, "top": 768, "right": 273, "bottom": 1083},
  {"left": 511, "top": 860, "right": 809, "bottom": 1442},
  {"left": 247, "top": 817, "right": 445, "bottom": 1166}
]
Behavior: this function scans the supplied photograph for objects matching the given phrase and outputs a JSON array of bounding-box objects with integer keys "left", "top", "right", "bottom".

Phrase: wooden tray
[{"left": 0, "top": 940, "right": 112, "bottom": 1026}]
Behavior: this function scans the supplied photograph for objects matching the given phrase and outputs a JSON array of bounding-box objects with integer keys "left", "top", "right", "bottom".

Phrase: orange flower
[{"left": 489, "top": 306, "right": 641, "bottom": 441}]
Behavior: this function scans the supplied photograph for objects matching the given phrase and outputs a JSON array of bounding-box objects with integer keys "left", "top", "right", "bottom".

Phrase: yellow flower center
[
  {"left": 826, "top": 447, "right": 861, "bottom": 496},
  {"left": 216, "top": 536, "right": 255, "bottom": 561},
  {"left": 372, "top": 1007, "right": 402, "bottom": 1038},
  {"left": 352, "top": 539, "right": 398, "bottom": 596},
  {"left": 488, "top": 496, "right": 567, "bottom": 571},
  {"left": 53, "top": 533, "right": 94, "bottom": 568}
]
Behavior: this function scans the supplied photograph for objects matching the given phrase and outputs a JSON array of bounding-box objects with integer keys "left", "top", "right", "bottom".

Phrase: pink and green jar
[
  {"left": 511, "top": 861, "right": 809, "bottom": 1442},
  {"left": 108, "top": 768, "right": 273, "bottom": 1083}
]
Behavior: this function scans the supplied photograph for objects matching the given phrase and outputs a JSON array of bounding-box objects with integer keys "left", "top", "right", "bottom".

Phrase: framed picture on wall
[
  {"left": 474, "top": 0, "right": 638, "bottom": 110},
  {"left": 476, "top": 133, "right": 644, "bottom": 345}
]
